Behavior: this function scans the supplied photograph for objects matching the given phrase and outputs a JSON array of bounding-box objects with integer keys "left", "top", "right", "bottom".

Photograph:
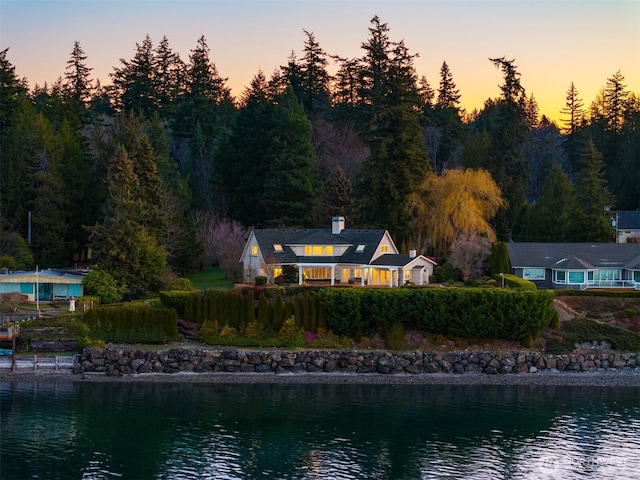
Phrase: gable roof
[
  {"left": 252, "top": 228, "right": 387, "bottom": 265},
  {"left": 507, "top": 243, "right": 640, "bottom": 270},
  {"left": 370, "top": 254, "right": 437, "bottom": 268}
]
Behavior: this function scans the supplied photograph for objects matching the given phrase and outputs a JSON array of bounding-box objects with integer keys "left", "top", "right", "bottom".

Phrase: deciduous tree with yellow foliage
[{"left": 407, "top": 168, "right": 505, "bottom": 256}]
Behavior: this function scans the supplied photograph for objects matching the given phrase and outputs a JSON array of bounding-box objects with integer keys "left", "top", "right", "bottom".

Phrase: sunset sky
[{"left": 1, "top": 0, "right": 638, "bottom": 122}]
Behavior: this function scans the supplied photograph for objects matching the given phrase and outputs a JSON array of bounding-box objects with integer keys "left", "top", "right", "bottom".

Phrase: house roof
[
  {"left": 507, "top": 243, "right": 640, "bottom": 270},
  {"left": 618, "top": 211, "right": 640, "bottom": 230},
  {"left": 252, "top": 228, "right": 388, "bottom": 265},
  {"left": 370, "top": 254, "right": 437, "bottom": 268},
  {"left": 0, "top": 269, "right": 85, "bottom": 284}
]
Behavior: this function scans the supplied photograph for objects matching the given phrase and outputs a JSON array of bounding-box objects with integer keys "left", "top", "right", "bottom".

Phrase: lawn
[{"left": 186, "top": 266, "right": 235, "bottom": 291}]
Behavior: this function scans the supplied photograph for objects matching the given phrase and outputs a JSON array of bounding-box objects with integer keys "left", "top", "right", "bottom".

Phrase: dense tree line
[{"left": 1, "top": 17, "right": 638, "bottom": 297}]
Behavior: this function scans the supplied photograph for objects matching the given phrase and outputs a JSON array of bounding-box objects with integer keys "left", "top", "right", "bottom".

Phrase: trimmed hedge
[
  {"left": 175, "top": 286, "right": 555, "bottom": 343},
  {"left": 158, "top": 290, "right": 194, "bottom": 317},
  {"left": 318, "top": 287, "right": 555, "bottom": 342},
  {"left": 84, "top": 304, "right": 178, "bottom": 343},
  {"left": 496, "top": 274, "right": 537, "bottom": 290}
]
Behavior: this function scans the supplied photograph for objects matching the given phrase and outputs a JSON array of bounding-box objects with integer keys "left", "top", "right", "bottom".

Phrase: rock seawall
[{"left": 74, "top": 347, "right": 640, "bottom": 376}]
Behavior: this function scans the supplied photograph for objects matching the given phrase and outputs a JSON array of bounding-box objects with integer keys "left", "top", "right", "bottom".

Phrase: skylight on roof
[
  {"left": 356, "top": 244, "right": 366, "bottom": 252},
  {"left": 274, "top": 244, "right": 283, "bottom": 252}
]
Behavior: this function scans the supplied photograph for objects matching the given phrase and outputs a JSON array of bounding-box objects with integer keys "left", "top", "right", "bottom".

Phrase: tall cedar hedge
[
  {"left": 84, "top": 304, "right": 178, "bottom": 343},
  {"left": 319, "top": 287, "right": 555, "bottom": 341},
  {"left": 171, "top": 287, "right": 554, "bottom": 341}
]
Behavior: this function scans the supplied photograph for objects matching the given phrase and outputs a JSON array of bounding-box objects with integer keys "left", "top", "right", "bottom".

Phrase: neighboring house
[
  {"left": 240, "top": 217, "right": 437, "bottom": 287},
  {"left": 0, "top": 269, "right": 85, "bottom": 301},
  {"left": 507, "top": 242, "right": 640, "bottom": 290},
  {"left": 615, "top": 211, "right": 640, "bottom": 243}
]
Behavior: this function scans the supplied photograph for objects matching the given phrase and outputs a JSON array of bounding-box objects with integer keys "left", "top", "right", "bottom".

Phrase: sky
[{"left": 1, "top": 0, "right": 638, "bottom": 123}]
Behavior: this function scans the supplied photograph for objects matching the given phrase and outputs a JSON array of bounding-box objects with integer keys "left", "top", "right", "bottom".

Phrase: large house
[
  {"left": 0, "top": 268, "right": 85, "bottom": 301},
  {"left": 507, "top": 242, "right": 640, "bottom": 290},
  {"left": 240, "top": 217, "right": 437, "bottom": 287}
]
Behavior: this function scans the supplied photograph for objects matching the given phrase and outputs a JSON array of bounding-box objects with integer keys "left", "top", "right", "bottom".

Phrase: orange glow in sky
[{"left": 1, "top": 0, "right": 638, "bottom": 124}]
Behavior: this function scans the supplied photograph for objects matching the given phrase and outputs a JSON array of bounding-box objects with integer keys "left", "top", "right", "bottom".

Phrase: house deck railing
[{"left": 580, "top": 280, "right": 639, "bottom": 290}]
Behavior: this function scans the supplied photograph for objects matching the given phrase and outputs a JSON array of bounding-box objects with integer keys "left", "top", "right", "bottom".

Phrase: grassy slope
[{"left": 186, "top": 266, "right": 235, "bottom": 291}]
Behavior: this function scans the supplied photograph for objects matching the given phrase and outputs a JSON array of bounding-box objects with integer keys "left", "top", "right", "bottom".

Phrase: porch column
[
  {"left": 331, "top": 265, "right": 335, "bottom": 286},
  {"left": 298, "top": 266, "right": 304, "bottom": 285},
  {"left": 389, "top": 268, "right": 393, "bottom": 288}
]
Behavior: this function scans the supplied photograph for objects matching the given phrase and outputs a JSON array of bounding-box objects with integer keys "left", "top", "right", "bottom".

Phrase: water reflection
[{"left": 1, "top": 380, "right": 639, "bottom": 479}]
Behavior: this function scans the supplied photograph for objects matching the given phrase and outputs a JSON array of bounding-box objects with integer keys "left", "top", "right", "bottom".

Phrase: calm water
[{"left": 1, "top": 379, "right": 639, "bottom": 480}]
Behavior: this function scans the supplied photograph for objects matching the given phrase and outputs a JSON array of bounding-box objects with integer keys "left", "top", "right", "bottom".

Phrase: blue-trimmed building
[
  {"left": 0, "top": 269, "right": 85, "bottom": 301},
  {"left": 508, "top": 243, "right": 640, "bottom": 290}
]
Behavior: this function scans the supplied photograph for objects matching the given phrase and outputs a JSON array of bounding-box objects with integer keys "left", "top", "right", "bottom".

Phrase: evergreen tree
[
  {"left": 489, "top": 56, "right": 526, "bottom": 105},
  {"left": 436, "top": 61, "right": 460, "bottom": 110},
  {"left": 2, "top": 100, "right": 69, "bottom": 266},
  {"left": 88, "top": 147, "right": 167, "bottom": 297},
  {"left": 260, "top": 88, "right": 318, "bottom": 227},
  {"left": 561, "top": 82, "right": 585, "bottom": 135},
  {"left": 467, "top": 58, "right": 531, "bottom": 240},
  {"left": 153, "top": 35, "right": 185, "bottom": 112},
  {"left": 299, "top": 30, "right": 331, "bottom": 114},
  {"left": 218, "top": 71, "right": 272, "bottom": 225},
  {"left": 513, "top": 164, "right": 578, "bottom": 242},
  {"left": 110, "top": 34, "right": 156, "bottom": 116},
  {"left": 63, "top": 41, "right": 93, "bottom": 113},
  {"left": 357, "top": 17, "right": 430, "bottom": 244},
  {"left": 604, "top": 71, "right": 628, "bottom": 135},
  {"left": 315, "top": 166, "right": 357, "bottom": 227},
  {"left": 0, "top": 48, "right": 27, "bottom": 132},
  {"left": 573, "top": 141, "right": 615, "bottom": 242}
]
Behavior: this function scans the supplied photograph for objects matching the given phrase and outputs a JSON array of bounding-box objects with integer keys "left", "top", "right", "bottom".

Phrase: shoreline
[{"left": 2, "top": 369, "right": 639, "bottom": 387}]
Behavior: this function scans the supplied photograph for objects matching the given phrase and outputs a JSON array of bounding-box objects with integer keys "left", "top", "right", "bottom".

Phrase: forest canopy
[{"left": 1, "top": 16, "right": 638, "bottom": 297}]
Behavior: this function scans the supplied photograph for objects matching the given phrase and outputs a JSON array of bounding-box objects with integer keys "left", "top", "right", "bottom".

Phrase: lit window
[
  {"left": 251, "top": 245, "right": 258, "bottom": 255},
  {"left": 305, "top": 246, "right": 311, "bottom": 255},
  {"left": 274, "top": 267, "right": 283, "bottom": 278},
  {"left": 274, "top": 244, "right": 283, "bottom": 252},
  {"left": 356, "top": 245, "right": 366, "bottom": 252},
  {"left": 381, "top": 245, "right": 388, "bottom": 253},
  {"left": 326, "top": 246, "right": 333, "bottom": 255},
  {"left": 313, "top": 246, "right": 325, "bottom": 255}
]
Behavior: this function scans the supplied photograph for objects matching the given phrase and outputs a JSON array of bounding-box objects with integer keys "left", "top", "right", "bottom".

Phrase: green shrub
[
  {"left": 499, "top": 274, "right": 537, "bottom": 289},
  {"left": 545, "top": 317, "right": 640, "bottom": 353},
  {"left": 83, "top": 270, "right": 125, "bottom": 304},
  {"left": 168, "top": 278, "right": 197, "bottom": 291},
  {"left": 385, "top": 323, "right": 405, "bottom": 350},
  {"left": 278, "top": 316, "right": 305, "bottom": 345},
  {"left": 255, "top": 276, "right": 267, "bottom": 286},
  {"left": 0, "top": 255, "right": 18, "bottom": 271},
  {"left": 220, "top": 325, "right": 238, "bottom": 338},
  {"left": 244, "top": 321, "right": 265, "bottom": 339},
  {"left": 281, "top": 265, "right": 299, "bottom": 284}
]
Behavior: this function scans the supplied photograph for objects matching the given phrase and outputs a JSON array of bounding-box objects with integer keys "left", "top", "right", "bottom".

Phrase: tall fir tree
[
  {"left": 110, "top": 34, "right": 156, "bottom": 116},
  {"left": 573, "top": 141, "right": 615, "bottom": 242},
  {"left": 63, "top": 41, "right": 93, "bottom": 117},
  {"left": 436, "top": 61, "right": 460, "bottom": 110},
  {"left": 356, "top": 17, "right": 430, "bottom": 246}
]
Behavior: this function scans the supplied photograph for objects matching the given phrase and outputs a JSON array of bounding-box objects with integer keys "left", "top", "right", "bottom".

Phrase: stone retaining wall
[{"left": 74, "top": 347, "right": 640, "bottom": 376}]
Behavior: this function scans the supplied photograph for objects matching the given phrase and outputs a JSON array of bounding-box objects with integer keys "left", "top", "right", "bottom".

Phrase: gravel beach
[{"left": 2, "top": 369, "right": 639, "bottom": 387}]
